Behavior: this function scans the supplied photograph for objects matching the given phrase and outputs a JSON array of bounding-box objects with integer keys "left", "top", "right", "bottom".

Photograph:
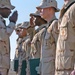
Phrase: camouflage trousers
[
  {"left": 26, "top": 59, "right": 30, "bottom": 75},
  {"left": 55, "top": 70, "right": 73, "bottom": 75},
  {"left": 41, "top": 59, "right": 55, "bottom": 75},
  {"left": 18, "top": 59, "right": 22, "bottom": 75},
  {"left": 18, "top": 59, "right": 30, "bottom": 75},
  {"left": 0, "top": 68, "right": 8, "bottom": 75}
]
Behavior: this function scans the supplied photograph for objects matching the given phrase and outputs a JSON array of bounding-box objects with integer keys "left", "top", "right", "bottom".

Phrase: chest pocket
[
  {"left": 45, "top": 31, "right": 55, "bottom": 47},
  {"left": 60, "top": 22, "right": 68, "bottom": 41}
]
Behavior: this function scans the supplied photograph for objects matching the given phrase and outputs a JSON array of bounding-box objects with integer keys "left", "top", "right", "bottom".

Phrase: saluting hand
[{"left": 9, "top": 10, "right": 18, "bottom": 23}]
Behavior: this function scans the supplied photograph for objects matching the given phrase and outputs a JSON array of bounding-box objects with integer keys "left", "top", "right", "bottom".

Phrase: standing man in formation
[
  {"left": 0, "top": 0, "right": 18, "bottom": 75},
  {"left": 30, "top": 10, "right": 47, "bottom": 59},
  {"left": 17, "top": 22, "right": 31, "bottom": 75},
  {"left": 55, "top": 0, "right": 75, "bottom": 75},
  {"left": 14, "top": 23, "right": 22, "bottom": 61},
  {"left": 33, "top": 0, "right": 59, "bottom": 75},
  {"left": 14, "top": 23, "right": 21, "bottom": 75},
  {"left": 13, "top": 0, "right": 75, "bottom": 75}
]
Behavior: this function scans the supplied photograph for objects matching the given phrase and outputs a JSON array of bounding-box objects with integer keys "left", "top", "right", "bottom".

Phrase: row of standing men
[
  {"left": 0, "top": 0, "right": 75, "bottom": 75},
  {"left": 14, "top": 0, "right": 75, "bottom": 75}
]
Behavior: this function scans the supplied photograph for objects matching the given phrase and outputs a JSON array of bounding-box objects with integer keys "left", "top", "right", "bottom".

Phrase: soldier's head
[
  {"left": 0, "top": 0, "right": 15, "bottom": 18},
  {"left": 30, "top": 10, "right": 47, "bottom": 26},
  {"left": 36, "top": 0, "right": 59, "bottom": 22},
  {"left": 15, "top": 23, "right": 21, "bottom": 35},
  {"left": 33, "top": 16, "right": 47, "bottom": 26},
  {"left": 30, "top": 10, "right": 40, "bottom": 27},
  {"left": 19, "top": 22, "right": 30, "bottom": 38}
]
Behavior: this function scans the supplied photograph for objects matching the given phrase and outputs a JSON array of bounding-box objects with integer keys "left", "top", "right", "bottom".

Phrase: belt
[
  {"left": 0, "top": 27, "right": 6, "bottom": 29},
  {"left": 56, "top": 68, "right": 73, "bottom": 71}
]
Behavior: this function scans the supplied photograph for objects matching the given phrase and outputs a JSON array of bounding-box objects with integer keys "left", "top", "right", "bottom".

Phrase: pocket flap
[{"left": 42, "top": 57, "right": 54, "bottom": 63}]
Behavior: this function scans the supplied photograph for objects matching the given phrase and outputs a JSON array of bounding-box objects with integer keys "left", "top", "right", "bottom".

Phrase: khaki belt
[
  {"left": 56, "top": 68, "right": 73, "bottom": 71},
  {"left": 0, "top": 27, "right": 6, "bottom": 29}
]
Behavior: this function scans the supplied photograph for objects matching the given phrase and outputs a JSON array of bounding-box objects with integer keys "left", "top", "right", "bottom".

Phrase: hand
[
  {"left": 9, "top": 10, "right": 18, "bottom": 23},
  {"left": 30, "top": 17, "right": 35, "bottom": 27}
]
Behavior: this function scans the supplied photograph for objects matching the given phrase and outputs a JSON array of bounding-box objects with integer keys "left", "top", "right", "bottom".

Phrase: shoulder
[
  {"left": 70, "top": 3, "right": 75, "bottom": 9},
  {"left": 68, "top": 3, "right": 75, "bottom": 13},
  {"left": 37, "top": 27, "right": 46, "bottom": 38},
  {"left": 22, "top": 36, "right": 31, "bottom": 45},
  {"left": 40, "top": 23, "right": 47, "bottom": 31},
  {"left": 52, "top": 20, "right": 58, "bottom": 25},
  {"left": 49, "top": 19, "right": 58, "bottom": 28},
  {"left": 25, "top": 38, "right": 31, "bottom": 45},
  {"left": 33, "top": 33, "right": 38, "bottom": 39},
  {"left": 31, "top": 33, "right": 38, "bottom": 43},
  {"left": 66, "top": 3, "right": 75, "bottom": 21},
  {"left": 48, "top": 20, "right": 58, "bottom": 32}
]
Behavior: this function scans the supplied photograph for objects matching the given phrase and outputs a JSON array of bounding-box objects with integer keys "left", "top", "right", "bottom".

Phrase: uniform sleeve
[
  {"left": 6, "top": 22, "right": 15, "bottom": 36},
  {"left": 31, "top": 33, "right": 38, "bottom": 57},
  {"left": 69, "top": 3, "right": 75, "bottom": 28},
  {"left": 14, "top": 49, "right": 19, "bottom": 60},
  {"left": 25, "top": 39, "right": 31, "bottom": 59},
  {"left": 47, "top": 20, "right": 59, "bottom": 42}
]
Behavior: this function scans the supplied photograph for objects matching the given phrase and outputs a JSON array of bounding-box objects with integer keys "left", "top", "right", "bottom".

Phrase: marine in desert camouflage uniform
[
  {"left": 0, "top": 0, "right": 18, "bottom": 75},
  {"left": 35, "top": 0, "right": 59, "bottom": 75},
  {"left": 30, "top": 10, "right": 47, "bottom": 59},
  {"left": 55, "top": 0, "right": 75, "bottom": 75},
  {"left": 17, "top": 22, "right": 31, "bottom": 75}
]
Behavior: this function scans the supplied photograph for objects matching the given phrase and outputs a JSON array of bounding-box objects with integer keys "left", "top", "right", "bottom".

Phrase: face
[
  {"left": 30, "top": 15, "right": 35, "bottom": 27},
  {"left": 39, "top": 7, "right": 51, "bottom": 19},
  {"left": 33, "top": 16, "right": 42, "bottom": 26},
  {"left": 0, "top": 8, "right": 11, "bottom": 18},
  {"left": 19, "top": 28, "right": 27, "bottom": 38},
  {"left": 15, "top": 29, "right": 21, "bottom": 35}
]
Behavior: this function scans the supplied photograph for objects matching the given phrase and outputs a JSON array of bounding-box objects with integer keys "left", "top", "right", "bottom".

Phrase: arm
[
  {"left": 31, "top": 33, "right": 38, "bottom": 57},
  {"left": 69, "top": 3, "right": 75, "bottom": 29},
  {"left": 25, "top": 38, "right": 31, "bottom": 59},
  {"left": 47, "top": 20, "right": 59, "bottom": 43},
  {"left": 6, "top": 11, "right": 18, "bottom": 36}
]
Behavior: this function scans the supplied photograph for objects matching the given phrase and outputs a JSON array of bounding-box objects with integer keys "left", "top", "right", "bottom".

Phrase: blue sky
[{"left": 9, "top": 0, "right": 64, "bottom": 60}]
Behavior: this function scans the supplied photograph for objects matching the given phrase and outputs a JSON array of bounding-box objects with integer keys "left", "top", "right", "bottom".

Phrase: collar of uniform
[
  {"left": 64, "top": 0, "right": 75, "bottom": 9},
  {"left": 21, "top": 35, "right": 30, "bottom": 42},
  {"left": 17, "top": 38, "right": 22, "bottom": 44},
  {"left": 47, "top": 15, "right": 57, "bottom": 28},
  {"left": 35, "top": 24, "right": 47, "bottom": 33},
  {"left": 49, "top": 15, "right": 57, "bottom": 24}
]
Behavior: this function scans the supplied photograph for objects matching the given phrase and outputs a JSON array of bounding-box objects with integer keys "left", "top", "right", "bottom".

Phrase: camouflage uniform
[
  {"left": 14, "top": 23, "right": 22, "bottom": 74},
  {"left": 36, "top": 17, "right": 58, "bottom": 75},
  {"left": 0, "top": 15, "right": 15, "bottom": 68},
  {"left": 31, "top": 24, "right": 47, "bottom": 59},
  {"left": 18, "top": 36, "right": 31, "bottom": 75},
  {"left": 55, "top": 0, "right": 75, "bottom": 75},
  {"left": 30, "top": 10, "right": 47, "bottom": 59},
  {"left": 14, "top": 23, "right": 21, "bottom": 61},
  {"left": 27, "top": 27, "right": 35, "bottom": 41},
  {"left": 0, "top": 0, "right": 17, "bottom": 75},
  {"left": 18, "top": 22, "right": 31, "bottom": 75},
  {"left": 14, "top": 38, "right": 21, "bottom": 61},
  {"left": 36, "top": 0, "right": 59, "bottom": 75},
  {"left": 25, "top": 23, "right": 36, "bottom": 75}
]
